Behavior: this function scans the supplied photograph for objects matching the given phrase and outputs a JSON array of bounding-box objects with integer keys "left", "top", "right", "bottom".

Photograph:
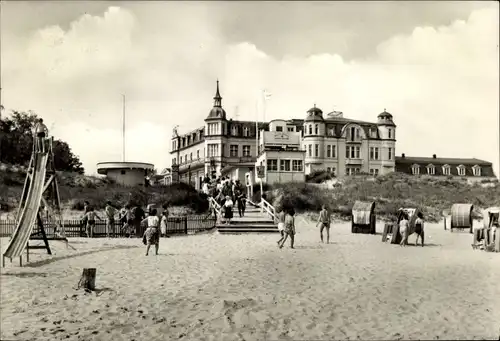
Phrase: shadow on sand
[
  {"left": 1, "top": 271, "right": 49, "bottom": 278},
  {"left": 24, "top": 245, "right": 140, "bottom": 268}
]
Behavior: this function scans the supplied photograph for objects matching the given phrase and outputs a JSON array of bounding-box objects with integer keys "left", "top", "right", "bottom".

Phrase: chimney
[
  {"left": 402, "top": 153, "right": 405, "bottom": 158},
  {"left": 432, "top": 154, "right": 436, "bottom": 159}
]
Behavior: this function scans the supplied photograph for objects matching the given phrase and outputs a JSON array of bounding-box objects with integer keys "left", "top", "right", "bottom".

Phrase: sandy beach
[{"left": 1, "top": 216, "right": 499, "bottom": 341}]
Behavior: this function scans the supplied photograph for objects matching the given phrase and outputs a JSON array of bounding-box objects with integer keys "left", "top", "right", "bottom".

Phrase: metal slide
[{"left": 3, "top": 153, "right": 49, "bottom": 259}]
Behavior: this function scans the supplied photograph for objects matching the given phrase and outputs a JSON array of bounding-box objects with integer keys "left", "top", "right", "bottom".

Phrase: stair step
[
  {"left": 218, "top": 229, "right": 279, "bottom": 234},
  {"left": 229, "top": 220, "right": 274, "bottom": 225},
  {"left": 216, "top": 224, "right": 277, "bottom": 229}
]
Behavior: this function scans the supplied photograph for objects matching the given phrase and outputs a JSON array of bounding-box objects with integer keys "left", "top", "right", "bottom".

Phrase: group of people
[
  {"left": 80, "top": 201, "right": 170, "bottom": 240},
  {"left": 276, "top": 205, "right": 332, "bottom": 249},
  {"left": 203, "top": 175, "right": 247, "bottom": 224}
]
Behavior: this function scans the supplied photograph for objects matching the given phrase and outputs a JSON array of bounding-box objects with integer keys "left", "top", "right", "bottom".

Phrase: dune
[{"left": 1, "top": 216, "right": 499, "bottom": 340}]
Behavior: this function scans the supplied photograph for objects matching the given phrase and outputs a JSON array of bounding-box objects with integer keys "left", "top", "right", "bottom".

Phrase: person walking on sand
[
  {"left": 104, "top": 201, "right": 118, "bottom": 238},
  {"left": 160, "top": 207, "right": 169, "bottom": 238},
  {"left": 276, "top": 208, "right": 286, "bottom": 246},
  {"left": 33, "top": 118, "right": 49, "bottom": 153},
  {"left": 399, "top": 212, "right": 410, "bottom": 247},
  {"left": 414, "top": 212, "right": 425, "bottom": 247},
  {"left": 318, "top": 205, "right": 331, "bottom": 244},
  {"left": 279, "top": 208, "right": 296, "bottom": 249},
  {"left": 83, "top": 207, "right": 102, "bottom": 238},
  {"left": 142, "top": 208, "right": 160, "bottom": 256}
]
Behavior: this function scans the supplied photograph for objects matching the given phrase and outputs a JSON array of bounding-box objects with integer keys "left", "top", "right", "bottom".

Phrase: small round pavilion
[{"left": 97, "top": 162, "right": 155, "bottom": 187}]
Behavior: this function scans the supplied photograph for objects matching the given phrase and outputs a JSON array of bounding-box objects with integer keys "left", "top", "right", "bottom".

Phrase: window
[
  {"left": 346, "top": 146, "right": 357, "bottom": 158},
  {"left": 230, "top": 145, "right": 238, "bottom": 157},
  {"left": 370, "top": 147, "right": 379, "bottom": 160},
  {"left": 243, "top": 126, "right": 249, "bottom": 137},
  {"left": 388, "top": 129, "right": 392, "bottom": 139},
  {"left": 280, "top": 159, "right": 291, "bottom": 171},
  {"left": 208, "top": 123, "right": 218, "bottom": 135},
  {"left": 208, "top": 144, "right": 219, "bottom": 157},
  {"left": 411, "top": 164, "right": 420, "bottom": 175},
  {"left": 442, "top": 165, "right": 451, "bottom": 176},
  {"left": 243, "top": 145, "right": 251, "bottom": 157},
  {"left": 327, "top": 145, "right": 331, "bottom": 158},
  {"left": 472, "top": 165, "right": 481, "bottom": 176},
  {"left": 315, "top": 144, "right": 319, "bottom": 157},
  {"left": 332, "top": 145, "right": 336, "bottom": 158},
  {"left": 267, "top": 159, "right": 278, "bottom": 171},
  {"left": 308, "top": 125, "right": 312, "bottom": 135},
  {"left": 356, "top": 128, "right": 360, "bottom": 139},
  {"left": 331, "top": 167, "right": 336, "bottom": 176},
  {"left": 315, "top": 124, "right": 318, "bottom": 135},
  {"left": 457, "top": 165, "right": 466, "bottom": 176},
  {"left": 427, "top": 164, "right": 435, "bottom": 175},
  {"left": 388, "top": 147, "right": 393, "bottom": 160},
  {"left": 231, "top": 126, "right": 238, "bottom": 136},
  {"left": 370, "top": 169, "right": 380, "bottom": 176},
  {"left": 292, "top": 160, "right": 303, "bottom": 172},
  {"left": 350, "top": 127, "right": 355, "bottom": 141},
  {"left": 172, "top": 158, "right": 176, "bottom": 165},
  {"left": 327, "top": 167, "right": 331, "bottom": 172},
  {"left": 190, "top": 153, "right": 193, "bottom": 161},
  {"left": 121, "top": 170, "right": 126, "bottom": 175},
  {"left": 308, "top": 144, "right": 312, "bottom": 157},
  {"left": 197, "top": 150, "right": 200, "bottom": 159},
  {"left": 276, "top": 126, "right": 283, "bottom": 132},
  {"left": 287, "top": 127, "right": 294, "bottom": 132},
  {"left": 345, "top": 167, "right": 360, "bottom": 176}
]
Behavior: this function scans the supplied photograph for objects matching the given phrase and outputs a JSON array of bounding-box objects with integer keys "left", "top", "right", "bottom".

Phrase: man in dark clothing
[
  {"left": 81, "top": 201, "right": 90, "bottom": 237},
  {"left": 132, "top": 206, "right": 146, "bottom": 237}
]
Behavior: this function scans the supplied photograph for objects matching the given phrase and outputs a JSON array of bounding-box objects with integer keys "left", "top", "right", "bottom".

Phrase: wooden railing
[
  {"left": 0, "top": 216, "right": 216, "bottom": 238},
  {"left": 260, "top": 197, "right": 277, "bottom": 223},
  {"left": 208, "top": 197, "right": 222, "bottom": 223}
]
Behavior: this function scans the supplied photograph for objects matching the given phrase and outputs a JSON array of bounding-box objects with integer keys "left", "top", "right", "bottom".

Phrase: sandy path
[{"left": 1, "top": 217, "right": 499, "bottom": 340}]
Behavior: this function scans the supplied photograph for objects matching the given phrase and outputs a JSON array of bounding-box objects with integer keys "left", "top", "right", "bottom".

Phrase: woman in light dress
[{"left": 142, "top": 208, "right": 160, "bottom": 256}]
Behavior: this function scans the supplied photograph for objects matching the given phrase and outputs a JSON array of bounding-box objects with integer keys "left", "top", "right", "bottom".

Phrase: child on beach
[
  {"left": 105, "top": 201, "right": 117, "bottom": 238},
  {"left": 279, "top": 208, "right": 296, "bottom": 249},
  {"left": 277, "top": 208, "right": 286, "bottom": 246},
  {"left": 142, "top": 208, "right": 160, "bottom": 256},
  {"left": 318, "top": 205, "right": 331, "bottom": 244},
  {"left": 160, "top": 209, "right": 169, "bottom": 238},
  {"left": 84, "top": 208, "right": 102, "bottom": 238}
]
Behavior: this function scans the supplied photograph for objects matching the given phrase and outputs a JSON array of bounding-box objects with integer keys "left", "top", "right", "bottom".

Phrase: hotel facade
[{"left": 170, "top": 81, "right": 397, "bottom": 189}]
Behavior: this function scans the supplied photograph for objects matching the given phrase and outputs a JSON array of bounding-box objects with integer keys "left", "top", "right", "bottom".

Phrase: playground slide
[{"left": 3, "top": 153, "right": 49, "bottom": 260}]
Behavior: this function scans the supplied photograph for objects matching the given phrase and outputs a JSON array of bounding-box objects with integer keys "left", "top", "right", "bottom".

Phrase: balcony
[
  {"left": 345, "top": 158, "right": 364, "bottom": 165},
  {"left": 239, "top": 156, "right": 256, "bottom": 164}
]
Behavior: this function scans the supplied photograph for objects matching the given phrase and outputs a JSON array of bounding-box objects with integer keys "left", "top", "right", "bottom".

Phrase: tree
[{"left": 0, "top": 110, "right": 85, "bottom": 173}]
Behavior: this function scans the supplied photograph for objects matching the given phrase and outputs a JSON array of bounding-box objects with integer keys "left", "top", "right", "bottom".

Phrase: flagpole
[{"left": 122, "top": 94, "right": 126, "bottom": 162}]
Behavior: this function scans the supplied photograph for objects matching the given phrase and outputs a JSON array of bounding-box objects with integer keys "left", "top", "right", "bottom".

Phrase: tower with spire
[{"left": 204, "top": 80, "right": 228, "bottom": 176}]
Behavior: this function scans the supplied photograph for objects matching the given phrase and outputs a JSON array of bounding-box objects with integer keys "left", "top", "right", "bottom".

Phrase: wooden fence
[{"left": 0, "top": 215, "right": 216, "bottom": 238}]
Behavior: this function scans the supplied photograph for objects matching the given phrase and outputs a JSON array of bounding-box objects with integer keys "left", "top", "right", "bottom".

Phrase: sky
[{"left": 1, "top": 1, "right": 499, "bottom": 176}]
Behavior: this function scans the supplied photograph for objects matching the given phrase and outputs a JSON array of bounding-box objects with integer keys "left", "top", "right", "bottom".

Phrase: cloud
[{"left": 2, "top": 5, "right": 498, "bottom": 177}]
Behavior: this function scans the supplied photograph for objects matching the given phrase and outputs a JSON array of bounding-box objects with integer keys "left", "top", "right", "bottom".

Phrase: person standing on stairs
[
  {"left": 223, "top": 195, "right": 234, "bottom": 225},
  {"left": 33, "top": 118, "right": 49, "bottom": 153}
]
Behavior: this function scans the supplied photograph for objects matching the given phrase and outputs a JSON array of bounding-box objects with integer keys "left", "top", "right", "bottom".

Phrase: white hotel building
[{"left": 170, "top": 81, "right": 396, "bottom": 189}]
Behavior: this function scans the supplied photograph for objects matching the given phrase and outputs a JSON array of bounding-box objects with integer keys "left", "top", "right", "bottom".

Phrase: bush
[
  {"left": 305, "top": 170, "right": 334, "bottom": 183},
  {"left": 264, "top": 173, "right": 500, "bottom": 222}
]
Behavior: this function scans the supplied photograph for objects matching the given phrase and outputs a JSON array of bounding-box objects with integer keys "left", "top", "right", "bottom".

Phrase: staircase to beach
[{"left": 210, "top": 198, "right": 279, "bottom": 234}]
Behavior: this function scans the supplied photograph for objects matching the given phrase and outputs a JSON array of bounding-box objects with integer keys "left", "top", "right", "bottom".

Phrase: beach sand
[{"left": 1, "top": 217, "right": 499, "bottom": 340}]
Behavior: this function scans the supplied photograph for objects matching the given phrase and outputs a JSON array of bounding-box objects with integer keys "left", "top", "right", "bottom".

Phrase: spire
[{"left": 213, "top": 79, "right": 222, "bottom": 107}]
